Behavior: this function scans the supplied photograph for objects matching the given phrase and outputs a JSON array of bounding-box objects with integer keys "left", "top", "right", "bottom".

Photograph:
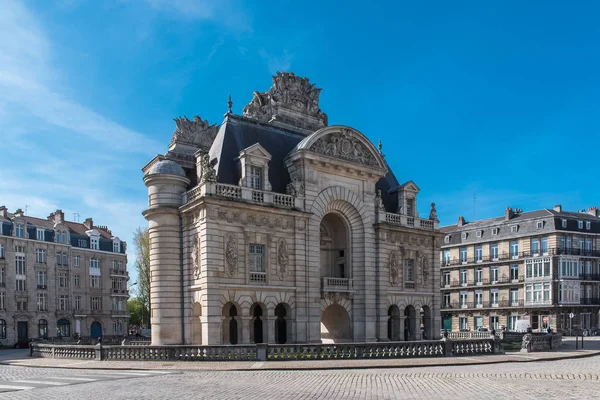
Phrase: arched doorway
[
  {"left": 250, "top": 303, "right": 266, "bottom": 344},
  {"left": 321, "top": 304, "right": 351, "bottom": 343},
  {"left": 421, "top": 306, "right": 432, "bottom": 340},
  {"left": 222, "top": 303, "right": 239, "bottom": 345},
  {"left": 404, "top": 306, "right": 416, "bottom": 341},
  {"left": 320, "top": 213, "right": 350, "bottom": 282},
  {"left": 57, "top": 319, "right": 70, "bottom": 338},
  {"left": 275, "top": 303, "right": 291, "bottom": 344},
  {"left": 90, "top": 321, "right": 102, "bottom": 339},
  {"left": 387, "top": 305, "right": 401, "bottom": 341},
  {"left": 192, "top": 302, "right": 202, "bottom": 345}
]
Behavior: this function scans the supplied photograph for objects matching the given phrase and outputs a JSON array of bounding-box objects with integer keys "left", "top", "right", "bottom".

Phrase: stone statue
[
  {"left": 375, "top": 189, "right": 385, "bottom": 212},
  {"left": 309, "top": 129, "right": 379, "bottom": 167},
  {"left": 429, "top": 202, "right": 439, "bottom": 222},
  {"left": 243, "top": 72, "right": 328, "bottom": 128},
  {"left": 521, "top": 333, "right": 533, "bottom": 352},
  {"left": 191, "top": 235, "right": 201, "bottom": 279},
  {"left": 200, "top": 154, "right": 217, "bottom": 183},
  {"left": 171, "top": 115, "right": 218, "bottom": 150},
  {"left": 286, "top": 177, "right": 305, "bottom": 197}
]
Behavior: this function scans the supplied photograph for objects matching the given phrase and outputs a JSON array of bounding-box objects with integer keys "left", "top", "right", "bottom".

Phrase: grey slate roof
[{"left": 146, "top": 159, "right": 186, "bottom": 177}]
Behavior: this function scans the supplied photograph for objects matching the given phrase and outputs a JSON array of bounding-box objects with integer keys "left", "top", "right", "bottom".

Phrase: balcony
[
  {"left": 322, "top": 277, "right": 353, "bottom": 292},
  {"left": 443, "top": 276, "right": 524, "bottom": 289},
  {"left": 579, "top": 274, "right": 600, "bottom": 282},
  {"left": 110, "top": 269, "right": 128, "bottom": 277},
  {"left": 380, "top": 212, "right": 438, "bottom": 231},
  {"left": 443, "top": 252, "right": 518, "bottom": 267},
  {"left": 111, "top": 289, "right": 129, "bottom": 296},
  {"left": 249, "top": 272, "right": 267, "bottom": 283},
  {"left": 521, "top": 248, "right": 600, "bottom": 258},
  {"left": 580, "top": 298, "right": 600, "bottom": 305},
  {"left": 182, "top": 182, "right": 301, "bottom": 210},
  {"left": 442, "top": 300, "right": 524, "bottom": 310},
  {"left": 37, "top": 284, "right": 47, "bottom": 290}
]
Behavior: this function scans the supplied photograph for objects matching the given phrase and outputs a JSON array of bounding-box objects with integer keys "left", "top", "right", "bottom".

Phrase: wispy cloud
[
  {"left": 0, "top": 0, "right": 157, "bottom": 283},
  {"left": 259, "top": 49, "right": 293, "bottom": 74}
]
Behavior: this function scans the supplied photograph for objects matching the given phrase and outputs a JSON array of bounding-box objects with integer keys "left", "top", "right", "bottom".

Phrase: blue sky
[{"left": 1, "top": 1, "right": 599, "bottom": 288}]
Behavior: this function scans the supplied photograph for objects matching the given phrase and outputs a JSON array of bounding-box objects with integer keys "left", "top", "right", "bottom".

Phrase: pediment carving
[
  {"left": 308, "top": 128, "right": 379, "bottom": 167},
  {"left": 171, "top": 116, "right": 218, "bottom": 150}
]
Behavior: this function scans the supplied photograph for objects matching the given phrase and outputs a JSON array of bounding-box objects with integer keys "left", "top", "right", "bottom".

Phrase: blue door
[{"left": 90, "top": 322, "right": 102, "bottom": 338}]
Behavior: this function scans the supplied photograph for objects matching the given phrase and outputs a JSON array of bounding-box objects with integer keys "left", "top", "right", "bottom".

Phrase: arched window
[
  {"left": 57, "top": 319, "right": 70, "bottom": 337},
  {"left": 0, "top": 319, "right": 6, "bottom": 339},
  {"left": 38, "top": 319, "right": 48, "bottom": 338}
]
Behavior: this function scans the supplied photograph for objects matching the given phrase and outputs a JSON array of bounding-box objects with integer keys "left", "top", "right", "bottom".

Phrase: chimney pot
[
  {"left": 457, "top": 216, "right": 465, "bottom": 227},
  {"left": 553, "top": 205, "right": 562, "bottom": 212},
  {"left": 504, "top": 207, "right": 514, "bottom": 221},
  {"left": 84, "top": 218, "right": 94, "bottom": 229}
]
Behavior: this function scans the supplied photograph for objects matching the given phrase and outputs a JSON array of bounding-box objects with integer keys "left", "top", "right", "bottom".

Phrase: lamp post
[{"left": 419, "top": 307, "right": 425, "bottom": 340}]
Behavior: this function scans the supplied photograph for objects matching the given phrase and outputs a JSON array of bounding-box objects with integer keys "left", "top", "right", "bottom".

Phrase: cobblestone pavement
[{"left": 0, "top": 354, "right": 599, "bottom": 399}]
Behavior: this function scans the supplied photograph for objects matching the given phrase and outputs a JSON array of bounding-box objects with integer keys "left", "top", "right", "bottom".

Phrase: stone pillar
[
  {"left": 143, "top": 164, "right": 190, "bottom": 345},
  {"left": 242, "top": 316, "right": 252, "bottom": 344},
  {"left": 267, "top": 316, "right": 276, "bottom": 344}
]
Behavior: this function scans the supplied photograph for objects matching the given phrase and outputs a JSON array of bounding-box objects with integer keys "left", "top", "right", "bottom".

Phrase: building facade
[
  {"left": 142, "top": 72, "right": 442, "bottom": 346},
  {"left": 0, "top": 207, "right": 129, "bottom": 346},
  {"left": 440, "top": 205, "right": 600, "bottom": 333}
]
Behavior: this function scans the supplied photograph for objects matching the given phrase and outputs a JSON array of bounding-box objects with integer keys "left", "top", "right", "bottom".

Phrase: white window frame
[
  {"left": 444, "top": 235, "right": 450, "bottom": 244},
  {"left": 0, "top": 244, "right": 4, "bottom": 259},
  {"left": 578, "top": 220, "right": 583, "bottom": 229},
  {"left": 491, "top": 228, "right": 498, "bottom": 235},
  {"left": 74, "top": 255, "right": 80, "bottom": 267},
  {"left": 536, "top": 221, "right": 543, "bottom": 229},
  {"left": 249, "top": 244, "right": 266, "bottom": 282},
  {"left": 586, "top": 221, "right": 591, "bottom": 230},
  {"left": 510, "top": 225, "right": 518, "bottom": 233},
  {"left": 476, "top": 230, "right": 482, "bottom": 238},
  {"left": 15, "top": 224, "right": 24, "bottom": 238},
  {"left": 461, "top": 232, "right": 467, "bottom": 240},
  {"left": 36, "top": 229, "right": 45, "bottom": 241}
]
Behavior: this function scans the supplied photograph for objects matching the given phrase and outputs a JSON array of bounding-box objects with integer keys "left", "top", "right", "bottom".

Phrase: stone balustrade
[
  {"left": 380, "top": 212, "right": 438, "bottom": 231},
  {"left": 182, "top": 182, "right": 302, "bottom": 210},
  {"left": 30, "top": 338, "right": 499, "bottom": 362},
  {"left": 322, "top": 277, "right": 353, "bottom": 291},
  {"left": 447, "top": 331, "right": 495, "bottom": 340}
]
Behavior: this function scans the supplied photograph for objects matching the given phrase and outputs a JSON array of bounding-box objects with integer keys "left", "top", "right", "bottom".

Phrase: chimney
[
  {"left": 457, "top": 216, "right": 465, "bottom": 227},
  {"left": 54, "top": 209, "right": 64, "bottom": 224},
  {"left": 504, "top": 207, "right": 514, "bottom": 221},
  {"left": 14, "top": 208, "right": 24, "bottom": 217},
  {"left": 0, "top": 206, "right": 7, "bottom": 219},
  {"left": 84, "top": 218, "right": 93, "bottom": 229},
  {"left": 553, "top": 205, "right": 562, "bottom": 212},
  {"left": 588, "top": 206, "right": 598, "bottom": 217}
]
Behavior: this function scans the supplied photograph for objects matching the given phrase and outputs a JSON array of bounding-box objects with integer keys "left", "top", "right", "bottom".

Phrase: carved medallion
[
  {"left": 309, "top": 128, "right": 378, "bottom": 167},
  {"left": 277, "top": 239, "right": 289, "bottom": 280},
  {"left": 225, "top": 235, "right": 238, "bottom": 277}
]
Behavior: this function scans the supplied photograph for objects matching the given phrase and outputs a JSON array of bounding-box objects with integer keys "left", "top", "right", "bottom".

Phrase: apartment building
[
  {"left": 0, "top": 206, "right": 129, "bottom": 346},
  {"left": 440, "top": 205, "right": 600, "bottom": 333}
]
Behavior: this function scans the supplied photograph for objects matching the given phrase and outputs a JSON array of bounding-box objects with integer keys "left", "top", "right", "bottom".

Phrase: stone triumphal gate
[{"left": 143, "top": 72, "right": 442, "bottom": 345}]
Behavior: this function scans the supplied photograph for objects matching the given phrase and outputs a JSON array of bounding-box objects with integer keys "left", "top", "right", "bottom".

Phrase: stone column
[
  {"left": 143, "top": 166, "right": 190, "bottom": 345},
  {"left": 241, "top": 316, "right": 252, "bottom": 344}
]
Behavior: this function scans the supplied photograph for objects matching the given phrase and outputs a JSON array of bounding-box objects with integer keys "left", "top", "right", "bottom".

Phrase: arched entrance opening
[
  {"left": 404, "top": 306, "right": 416, "bottom": 341},
  {"left": 90, "top": 321, "right": 101, "bottom": 339},
  {"left": 192, "top": 302, "right": 202, "bottom": 345},
  {"left": 320, "top": 213, "right": 350, "bottom": 282},
  {"left": 250, "top": 303, "right": 266, "bottom": 343},
  {"left": 321, "top": 304, "right": 351, "bottom": 343},
  {"left": 275, "top": 303, "right": 292, "bottom": 344},
  {"left": 57, "top": 319, "right": 70, "bottom": 338},
  {"left": 222, "top": 303, "right": 239, "bottom": 345},
  {"left": 387, "top": 305, "right": 401, "bottom": 341},
  {"left": 421, "top": 306, "right": 432, "bottom": 340}
]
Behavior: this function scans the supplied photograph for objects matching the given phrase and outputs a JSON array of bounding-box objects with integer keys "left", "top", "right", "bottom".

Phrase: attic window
[
  {"left": 537, "top": 221, "right": 543, "bottom": 229},
  {"left": 586, "top": 221, "right": 591, "bottom": 230},
  {"left": 476, "top": 230, "right": 482, "bottom": 238},
  {"left": 491, "top": 228, "right": 498, "bottom": 235},
  {"left": 561, "top": 219, "right": 567, "bottom": 228},
  {"left": 578, "top": 220, "right": 583, "bottom": 229},
  {"left": 461, "top": 232, "right": 467, "bottom": 240},
  {"left": 444, "top": 235, "right": 450, "bottom": 244},
  {"left": 511, "top": 225, "right": 518, "bottom": 233}
]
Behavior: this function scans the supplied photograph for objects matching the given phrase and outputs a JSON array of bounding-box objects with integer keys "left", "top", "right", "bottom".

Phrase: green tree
[
  {"left": 127, "top": 297, "right": 145, "bottom": 326},
  {"left": 133, "top": 227, "right": 150, "bottom": 327}
]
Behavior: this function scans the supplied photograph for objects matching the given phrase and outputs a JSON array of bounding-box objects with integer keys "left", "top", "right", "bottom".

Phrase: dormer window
[
  {"left": 112, "top": 239, "right": 121, "bottom": 253},
  {"left": 562, "top": 219, "right": 567, "bottom": 228},
  {"left": 586, "top": 221, "right": 591, "bottom": 230},
  {"left": 476, "top": 230, "right": 482, "bottom": 238},
  {"left": 91, "top": 238, "right": 99, "bottom": 250},
  {"left": 578, "top": 220, "right": 583, "bottom": 229},
  {"left": 491, "top": 228, "right": 498, "bottom": 235},
  {"left": 511, "top": 225, "right": 518, "bottom": 233},
  {"left": 15, "top": 224, "right": 24, "bottom": 238},
  {"left": 444, "top": 235, "right": 450, "bottom": 244},
  {"left": 250, "top": 166, "right": 262, "bottom": 190},
  {"left": 237, "top": 143, "right": 272, "bottom": 192},
  {"left": 36, "top": 229, "right": 45, "bottom": 241},
  {"left": 461, "top": 232, "right": 467, "bottom": 240},
  {"left": 537, "top": 221, "right": 543, "bottom": 229}
]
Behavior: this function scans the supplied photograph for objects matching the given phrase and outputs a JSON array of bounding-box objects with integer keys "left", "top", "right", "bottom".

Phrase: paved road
[{"left": 0, "top": 354, "right": 599, "bottom": 399}]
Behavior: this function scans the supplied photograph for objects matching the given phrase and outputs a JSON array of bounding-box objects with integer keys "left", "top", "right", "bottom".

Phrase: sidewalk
[{"left": 1, "top": 338, "right": 599, "bottom": 371}]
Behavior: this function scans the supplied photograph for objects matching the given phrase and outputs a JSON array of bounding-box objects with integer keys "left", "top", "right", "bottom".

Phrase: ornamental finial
[{"left": 227, "top": 94, "right": 233, "bottom": 114}]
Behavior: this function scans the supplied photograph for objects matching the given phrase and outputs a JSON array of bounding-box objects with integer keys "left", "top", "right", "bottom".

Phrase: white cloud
[{"left": 259, "top": 49, "right": 293, "bottom": 74}]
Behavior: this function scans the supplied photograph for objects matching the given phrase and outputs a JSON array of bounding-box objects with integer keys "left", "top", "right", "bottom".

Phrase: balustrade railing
[
  {"left": 30, "top": 339, "right": 499, "bottom": 361},
  {"left": 182, "top": 182, "right": 300, "bottom": 210},
  {"left": 383, "top": 212, "right": 437, "bottom": 231},
  {"left": 322, "top": 277, "right": 352, "bottom": 291},
  {"left": 249, "top": 272, "right": 267, "bottom": 283}
]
